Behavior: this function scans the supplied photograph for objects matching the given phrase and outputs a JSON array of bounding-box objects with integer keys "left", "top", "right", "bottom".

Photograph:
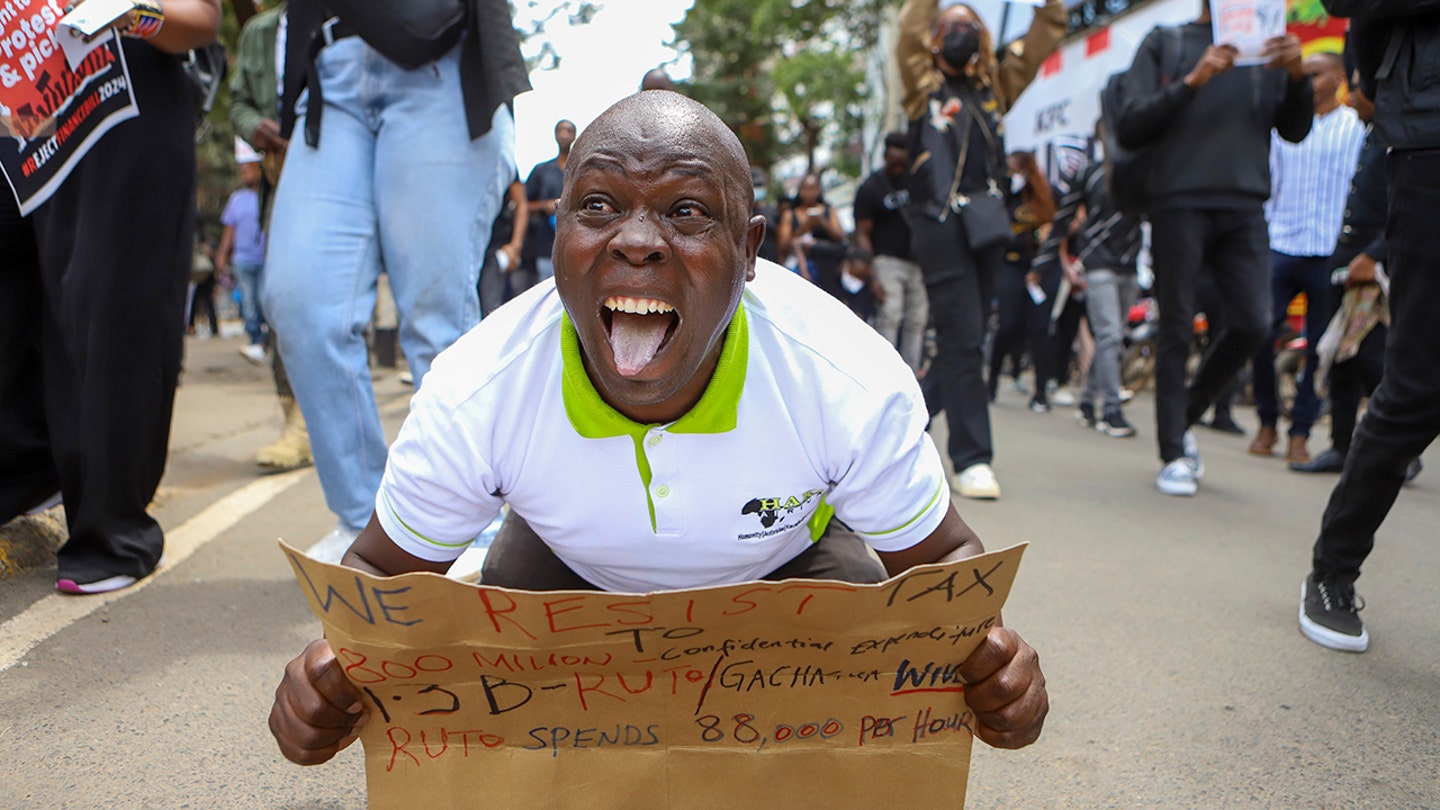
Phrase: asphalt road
[{"left": 1, "top": 331, "right": 1436, "bottom": 809}]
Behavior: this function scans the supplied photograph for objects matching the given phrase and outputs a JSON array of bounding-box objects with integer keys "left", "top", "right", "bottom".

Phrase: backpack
[
  {"left": 181, "top": 43, "right": 227, "bottom": 143},
  {"left": 1100, "top": 26, "right": 1185, "bottom": 217}
]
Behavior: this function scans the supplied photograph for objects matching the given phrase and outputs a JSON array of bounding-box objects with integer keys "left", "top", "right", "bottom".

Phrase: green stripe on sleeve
[
  {"left": 859, "top": 480, "right": 945, "bottom": 538},
  {"left": 383, "top": 492, "right": 474, "bottom": 549}
]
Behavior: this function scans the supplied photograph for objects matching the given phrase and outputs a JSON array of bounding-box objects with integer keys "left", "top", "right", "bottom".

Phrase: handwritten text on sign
[{"left": 281, "top": 541, "right": 1026, "bottom": 809}]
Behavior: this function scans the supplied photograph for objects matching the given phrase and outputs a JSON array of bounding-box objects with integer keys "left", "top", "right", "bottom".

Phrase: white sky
[{"left": 512, "top": 1, "right": 696, "bottom": 179}]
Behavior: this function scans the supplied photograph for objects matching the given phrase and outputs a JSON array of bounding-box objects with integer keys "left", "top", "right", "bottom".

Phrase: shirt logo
[
  {"left": 741, "top": 489, "right": 825, "bottom": 529},
  {"left": 883, "top": 189, "right": 911, "bottom": 211},
  {"left": 929, "top": 98, "right": 961, "bottom": 132}
]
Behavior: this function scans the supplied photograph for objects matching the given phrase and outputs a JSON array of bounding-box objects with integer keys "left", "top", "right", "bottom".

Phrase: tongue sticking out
[{"left": 609, "top": 311, "right": 672, "bottom": 376}]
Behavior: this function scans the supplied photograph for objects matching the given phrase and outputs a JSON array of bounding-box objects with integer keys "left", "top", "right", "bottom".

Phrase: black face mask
[{"left": 941, "top": 25, "right": 981, "bottom": 70}]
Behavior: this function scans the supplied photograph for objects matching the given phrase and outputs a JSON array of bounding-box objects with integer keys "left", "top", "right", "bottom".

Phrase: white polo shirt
[{"left": 377, "top": 260, "right": 949, "bottom": 593}]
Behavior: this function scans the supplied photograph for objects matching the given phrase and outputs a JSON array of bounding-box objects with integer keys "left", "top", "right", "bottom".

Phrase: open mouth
[{"left": 602, "top": 296, "right": 680, "bottom": 377}]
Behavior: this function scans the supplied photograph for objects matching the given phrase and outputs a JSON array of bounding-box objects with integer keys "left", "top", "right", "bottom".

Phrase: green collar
[{"left": 561, "top": 304, "right": 748, "bottom": 437}]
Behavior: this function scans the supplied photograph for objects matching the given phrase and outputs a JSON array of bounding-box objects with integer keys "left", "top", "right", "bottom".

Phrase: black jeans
[
  {"left": 1051, "top": 294, "right": 1086, "bottom": 388},
  {"left": 1197, "top": 269, "right": 1243, "bottom": 418},
  {"left": 0, "top": 43, "right": 193, "bottom": 583},
  {"left": 1321, "top": 228, "right": 1387, "bottom": 454},
  {"left": 1149, "top": 207, "right": 1271, "bottom": 463},
  {"left": 480, "top": 513, "right": 889, "bottom": 590},
  {"left": 1326, "top": 325, "right": 1385, "bottom": 455},
  {"left": 911, "top": 214, "right": 1002, "bottom": 473},
  {"left": 1312, "top": 148, "right": 1440, "bottom": 585},
  {"left": 988, "top": 260, "right": 1058, "bottom": 400},
  {"left": 188, "top": 274, "right": 219, "bottom": 336}
]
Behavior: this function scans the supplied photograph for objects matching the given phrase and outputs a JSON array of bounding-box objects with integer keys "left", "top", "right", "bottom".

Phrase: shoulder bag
[{"left": 939, "top": 99, "right": 1010, "bottom": 252}]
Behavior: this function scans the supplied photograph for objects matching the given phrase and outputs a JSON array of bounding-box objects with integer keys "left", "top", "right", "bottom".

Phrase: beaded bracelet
[{"left": 124, "top": 0, "right": 164, "bottom": 39}]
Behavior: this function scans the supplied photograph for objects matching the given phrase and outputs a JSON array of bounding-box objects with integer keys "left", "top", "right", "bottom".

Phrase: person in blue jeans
[
  {"left": 1249, "top": 52, "right": 1366, "bottom": 465},
  {"left": 262, "top": 0, "right": 529, "bottom": 562},
  {"left": 218, "top": 151, "right": 269, "bottom": 363}
]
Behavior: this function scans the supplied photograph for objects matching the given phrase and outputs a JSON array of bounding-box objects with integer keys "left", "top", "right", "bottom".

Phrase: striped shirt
[{"left": 1266, "top": 105, "right": 1368, "bottom": 257}]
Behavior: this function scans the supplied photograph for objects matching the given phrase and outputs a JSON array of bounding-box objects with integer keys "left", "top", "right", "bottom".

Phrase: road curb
[{"left": 0, "top": 508, "right": 66, "bottom": 577}]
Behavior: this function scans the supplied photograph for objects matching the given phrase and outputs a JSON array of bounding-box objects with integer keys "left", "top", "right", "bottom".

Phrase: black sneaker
[
  {"left": 1097, "top": 408, "right": 1136, "bottom": 438},
  {"left": 1029, "top": 395, "right": 1051, "bottom": 413},
  {"left": 1076, "top": 402, "right": 1096, "bottom": 429},
  {"left": 1299, "top": 573, "right": 1368, "bottom": 652},
  {"left": 1205, "top": 412, "right": 1246, "bottom": 435}
]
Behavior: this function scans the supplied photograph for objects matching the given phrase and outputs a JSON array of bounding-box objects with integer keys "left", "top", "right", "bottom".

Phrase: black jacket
[
  {"left": 1033, "top": 162, "right": 1142, "bottom": 275},
  {"left": 1116, "top": 22, "right": 1313, "bottom": 210},
  {"left": 280, "top": 0, "right": 530, "bottom": 145},
  {"left": 1334, "top": 126, "right": 1389, "bottom": 265},
  {"left": 1328, "top": 0, "right": 1440, "bottom": 150}
]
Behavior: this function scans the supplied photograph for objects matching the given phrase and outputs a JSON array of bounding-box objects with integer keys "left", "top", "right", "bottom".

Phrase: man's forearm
[
  {"left": 148, "top": 0, "right": 220, "bottom": 55},
  {"left": 1276, "top": 76, "right": 1315, "bottom": 143},
  {"left": 995, "top": 0, "right": 1067, "bottom": 111},
  {"left": 1118, "top": 80, "right": 1193, "bottom": 148},
  {"left": 853, "top": 224, "right": 875, "bottom": 258},
  {"left": 896, "top": 0, "right": 940, "bottom": 120}
]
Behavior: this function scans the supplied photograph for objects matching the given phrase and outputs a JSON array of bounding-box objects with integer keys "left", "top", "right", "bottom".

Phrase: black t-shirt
[
  {"left": 523, "top": 157, "right": 566, "bottom": 260},
  {"left": 486, "top": 171, "right": 522, "bottom": 254},
  {"left": 754, "top": 202, "right": 781, "bottom": 263},
  {"left": 852, "top": 169, "right": 911, "bottom": 260}
]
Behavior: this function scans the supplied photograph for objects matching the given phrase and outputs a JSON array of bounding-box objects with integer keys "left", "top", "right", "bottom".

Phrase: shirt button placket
[{"left": 646, "top": 429, "right": 681, "bottom": 535}]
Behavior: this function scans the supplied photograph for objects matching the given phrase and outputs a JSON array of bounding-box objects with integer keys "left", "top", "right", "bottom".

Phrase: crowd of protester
[{"left": 2, "top": 0, "right": 1435, "bottom": 674}]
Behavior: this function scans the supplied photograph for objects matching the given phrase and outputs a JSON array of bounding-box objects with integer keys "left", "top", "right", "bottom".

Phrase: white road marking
[{"left": 0, "top": 468, "right": 311, "bottom": 673}]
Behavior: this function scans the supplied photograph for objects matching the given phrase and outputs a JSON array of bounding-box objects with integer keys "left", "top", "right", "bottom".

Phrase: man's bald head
[
  {"left": 565, "top": 91, "right": 754, "bottom": 226},
  {"left": 1308, "top": 51, "right": 1344, "bottom": 73},
  {"left": 1306, "top": 51, "right": 1346, "bottom": 113},
  {"left": 641, "top": 68, "right": 676, "bottom": 92},
  {"left": 551, "top": 91, "right": 766, "bottom": 424}
]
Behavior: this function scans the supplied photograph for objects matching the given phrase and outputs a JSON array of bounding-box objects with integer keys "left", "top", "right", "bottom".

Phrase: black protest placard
[{"left": 1, "top": 0, "right": 138, "bottom": 214}]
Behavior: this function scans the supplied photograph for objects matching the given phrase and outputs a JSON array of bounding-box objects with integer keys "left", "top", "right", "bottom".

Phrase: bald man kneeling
[{"left": 267, "top": 91, "right": 1049, "bottom": 766}]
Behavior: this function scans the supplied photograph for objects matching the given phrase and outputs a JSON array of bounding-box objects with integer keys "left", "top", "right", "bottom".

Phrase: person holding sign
[
  {"left": 0, "top": 0, "right": 221, "bottom": 594},
  {"left": 1115, "top": 0, "right": 1313, "bottom": 497},
  {"left": 269, "top": 90, "right": 1049, "bottom": 767}
]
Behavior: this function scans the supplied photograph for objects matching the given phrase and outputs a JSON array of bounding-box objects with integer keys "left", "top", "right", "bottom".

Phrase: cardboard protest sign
[
  {"left": 1, "top": 0, "right": 139, "bottom": 214},
  {"left": 281, "top": 541, "right": 1026, "bottom": 809},
  {"left": 1211, "top": 0, "right": 1286, "bottom": 66}
]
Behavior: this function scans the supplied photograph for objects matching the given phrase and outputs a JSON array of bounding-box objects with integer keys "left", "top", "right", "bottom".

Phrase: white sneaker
[
  {"left": 954, "top": 463, "right": 1001, "bottom": 500},
  {"left": 1183, "top": 429, "right": 1205, "bottom": 479},
  {"left": 1052, "top": 388, "right": 1076, "bottom": 407},
  {"left": 239, "top": 344, "right": 267, "bottom": 364},
  {"left": 306, "top": 525, "right": 359, "bottom": 564},
  {"left": 1156, "top": 459, "right": 1198, "bottom": 496}
]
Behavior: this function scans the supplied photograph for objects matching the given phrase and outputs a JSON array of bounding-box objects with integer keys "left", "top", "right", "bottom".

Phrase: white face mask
[{"left": 1010, "top": 174, "right": 1026, "bottom": 194}]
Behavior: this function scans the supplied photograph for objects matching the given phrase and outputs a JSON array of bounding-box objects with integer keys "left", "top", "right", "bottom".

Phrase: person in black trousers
[
  {"left": 1292, "top": 76, "right": 1388, "bottom": 476},
  {"left": 896, "top": 0, "right": 1066, "bottom": 501},
  {"left": 0, "top": 2, "right": 222, "bottom": 594},
  {"left": 188, "top": 235, "right": 221, "bottom": 337},
  {"left": 987, "top": 151, "right": 1059, "bottom": 413},
  {"left": 1299, "top": 1, "right": 1440, "bottom": 653},
  {"left": 1117, "top": 4, "right": 1312, "bottom": 497}
]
